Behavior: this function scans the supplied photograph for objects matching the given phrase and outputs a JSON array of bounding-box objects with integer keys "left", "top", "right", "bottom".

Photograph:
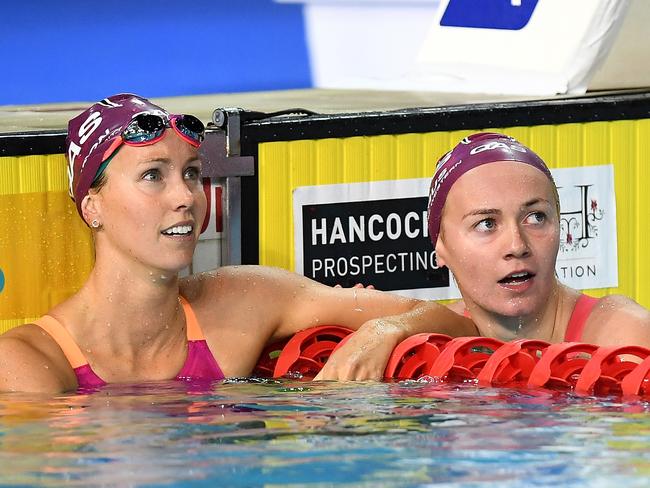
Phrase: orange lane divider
[
  {"left": 621, "top": 355, "right": 650, "bottom": 397},
  {"left": 272, "top": 326, "right": 352, "bottom": 378},
  {"left": 527, "top": 342, "right": 600, "bottom": 391},
  {"left": 575, "top": 345, "right": 650, "bottom": 396},
  {"left": 477, "top": 339, "right": 550, "bottom": 387},
  {"left": 252, "top": 325, "right": 650, "bottom": 398},
  {"left": 383, "top": 333, "right": 452, "bottom": 380},
  {"left": 425, "top": 336, "right": 505, "bottom": 382}
]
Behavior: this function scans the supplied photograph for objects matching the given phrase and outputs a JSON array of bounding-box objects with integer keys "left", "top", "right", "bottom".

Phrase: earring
[{"left": 91, "top": 219, "right": 101, "bottom": 229}]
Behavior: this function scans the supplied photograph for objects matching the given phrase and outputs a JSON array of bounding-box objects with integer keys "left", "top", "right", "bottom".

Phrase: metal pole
[{"left": 199, "top": 109, "right": 254, "bottom": 266}]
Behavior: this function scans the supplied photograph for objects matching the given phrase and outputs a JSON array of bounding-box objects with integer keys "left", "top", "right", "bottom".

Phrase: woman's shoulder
[
  {"left": 0, "top": 323, "right": 75, "bottom": 392},
  {"left": 582, "top": 294, "right": 650, "bottom": 346},
  {"left": 587, "top": 293, "right": 649, "bottom": 319}
]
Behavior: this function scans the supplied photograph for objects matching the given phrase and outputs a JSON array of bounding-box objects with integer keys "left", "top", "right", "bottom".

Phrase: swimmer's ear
[
  {"left": 434, "top": 237, "right": 448, "bottom": 268},
  {"left": 81, "top": 193, "right": 101, "bottom": 228}
]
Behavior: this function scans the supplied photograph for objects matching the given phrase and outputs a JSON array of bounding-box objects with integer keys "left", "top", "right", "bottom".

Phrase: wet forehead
[
  {"left": 446, "top": 161, "right": 554, "bottom": 213},
  {"left": 112, "top": 131, "right": 200, "bottom": 168}
]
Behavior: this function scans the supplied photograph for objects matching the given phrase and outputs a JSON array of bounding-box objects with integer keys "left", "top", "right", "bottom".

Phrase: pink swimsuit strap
[
  {"left": 563, "top": 294, "right": 599, "bottom": 342},
  {"left": 32, "top": 297, "right": 224, "bottom": 390}
]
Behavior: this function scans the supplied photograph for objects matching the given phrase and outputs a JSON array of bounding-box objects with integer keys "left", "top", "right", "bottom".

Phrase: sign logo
[
  {"left": 0, "top": 268, "right": 4, "bottom": 293},
  {"left": 554, "top": 166, "right": 616, "bottom": 288},
  {"left": 440, "top": 0, "right": 539, "bottom": 31},
  {"left": 301, "top": 197, "right": 448, "bottom": 292},
  {"left": 558, "top": 184, "right": 604, "bottom": 253}
]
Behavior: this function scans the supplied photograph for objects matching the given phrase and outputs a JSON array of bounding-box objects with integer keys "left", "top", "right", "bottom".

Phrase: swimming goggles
[{"left": 121, "top": 113, "right": 205, "bottom": 147}]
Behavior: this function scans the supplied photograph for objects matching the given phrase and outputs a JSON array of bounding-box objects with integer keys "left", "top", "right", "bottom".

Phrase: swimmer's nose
[
  {"left": 504, "top": 223, "right": 531, "bottom": 260},
  {"left": 169, "top": 175, "right": 195, "bottom": 210}
]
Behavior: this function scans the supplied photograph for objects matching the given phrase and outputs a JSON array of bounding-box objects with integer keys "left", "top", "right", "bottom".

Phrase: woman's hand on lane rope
[{"left": 314, "top": 318, "right": 402, "bottom": 381}]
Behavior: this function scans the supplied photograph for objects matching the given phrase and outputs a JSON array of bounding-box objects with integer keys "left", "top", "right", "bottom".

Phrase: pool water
[{"left": 0, "top": 379, "right": 648, "bottom": 487}]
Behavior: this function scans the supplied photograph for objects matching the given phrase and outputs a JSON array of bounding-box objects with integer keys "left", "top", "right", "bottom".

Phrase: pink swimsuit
[{"left": 33, "top": 296, "right": 224, "bottom": 390}]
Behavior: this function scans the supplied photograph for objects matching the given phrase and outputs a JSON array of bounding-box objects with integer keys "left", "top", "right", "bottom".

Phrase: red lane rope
[
  {"left": 253, "top": 326, "right": 650, "bottom": 398},
  {"left": 477, "top": 339, "right": 549, "bottom": 387}
]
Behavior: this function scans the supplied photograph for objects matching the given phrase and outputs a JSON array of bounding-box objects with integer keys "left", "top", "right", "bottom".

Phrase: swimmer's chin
[{"left": 486, "top": 300, "right": 539, "bottom": 320}]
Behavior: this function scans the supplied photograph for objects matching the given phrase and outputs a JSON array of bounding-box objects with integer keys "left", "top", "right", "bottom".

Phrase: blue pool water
[{"left": 0, "top": 379, "right": 648, "bottom": 487}]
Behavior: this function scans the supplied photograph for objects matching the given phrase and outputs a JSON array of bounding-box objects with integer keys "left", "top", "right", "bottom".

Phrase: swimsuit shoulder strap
[
  {"left": 32, "top": 315, "right": 89, "bottom": 369},
  {"left": 176, "top": 296, "right": 225, "bottom": 381},
  {"left": 564, "top": 294, "right": 599, "bottom": 342},
  {"left": 179, "top": 296, "right": 205, "bottom": 341}
]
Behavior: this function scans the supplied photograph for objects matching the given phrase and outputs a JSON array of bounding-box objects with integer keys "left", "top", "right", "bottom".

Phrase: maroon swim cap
[
  {"left": 427, "top": 132, "right": 555, "bottom": 248},
  {"left": 65, "top": 93, "right": 170, "bottom": 218}
]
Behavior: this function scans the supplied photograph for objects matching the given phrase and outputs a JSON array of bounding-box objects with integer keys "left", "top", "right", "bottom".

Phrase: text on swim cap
[
  {"left": 469, "top": 141, "right": 528, "bottom": 155},
  {"left": 428, "top": 159, "right": 462, "bottom": 209},
  {"left": 67, "top": 111, "right": 103, "bottom": 197}
]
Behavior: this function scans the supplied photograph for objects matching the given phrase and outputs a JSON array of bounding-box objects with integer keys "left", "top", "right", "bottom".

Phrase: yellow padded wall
[{"left": 0, "top": 154, "right": 93, "bottom": 333}]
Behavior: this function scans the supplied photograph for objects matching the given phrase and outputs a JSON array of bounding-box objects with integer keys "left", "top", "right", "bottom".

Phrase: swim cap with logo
[
  {"left": 65, "top": 93, "right": 171, "bottom": 219},
  {"left": 427, "top": 132, "right": 556, "bottom": 248}
]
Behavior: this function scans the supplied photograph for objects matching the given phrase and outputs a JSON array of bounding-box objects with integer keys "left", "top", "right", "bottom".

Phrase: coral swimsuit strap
[
  {"left": 563, "top": 294, "right": 598, "bottom": 342},
  {"left": 32, "top": 296, "right": 223, "bottom": 384}
]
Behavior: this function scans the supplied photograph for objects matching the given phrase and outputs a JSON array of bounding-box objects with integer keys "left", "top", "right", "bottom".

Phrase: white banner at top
[{"left": 287, "top": 0, "right": 631, "bottom": 95}]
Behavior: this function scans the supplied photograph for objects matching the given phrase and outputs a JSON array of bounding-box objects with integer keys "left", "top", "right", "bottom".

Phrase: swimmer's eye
[
  {"left": 184, "top": 166, "right": 201, "bottom": 181},
  {"left": 474, "top": 218, "right": 496, "bottom": 232},
  {"left": 142, "top": 168, "right": 162, "bottom": 182},
  {"left": 525, "top": 211, "right": 546, "bottom": 225}
]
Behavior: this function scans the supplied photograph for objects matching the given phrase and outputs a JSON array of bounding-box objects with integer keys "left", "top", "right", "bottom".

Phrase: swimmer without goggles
[
  {"left": 426, "top": 132, "right": 557, "bottom": 249},
  {"left": 66, "top": 93, "right": 205, "bottom": 220}
]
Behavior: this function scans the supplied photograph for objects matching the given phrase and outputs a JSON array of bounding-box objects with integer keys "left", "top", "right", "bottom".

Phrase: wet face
[
  {"left": 87, "top": 130, "right": 207, "bottom": 273},
  {"left": 435, "top": 161, "right": 560, "bottom": 318}
]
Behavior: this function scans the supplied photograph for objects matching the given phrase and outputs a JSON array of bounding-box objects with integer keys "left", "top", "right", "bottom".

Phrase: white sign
[
  {"left": 555, "top": 165, "right": 618, "bottom": 290},
  {"left": 293, "top": 165, "right": 617, "bottom": 299},
  {"left": 282, "top": 0, "right": 630, "bottom": 95}
]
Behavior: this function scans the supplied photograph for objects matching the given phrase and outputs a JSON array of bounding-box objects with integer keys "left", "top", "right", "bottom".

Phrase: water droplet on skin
[{"left": 43, "top": 364, "right": 49, "bottom": 369}]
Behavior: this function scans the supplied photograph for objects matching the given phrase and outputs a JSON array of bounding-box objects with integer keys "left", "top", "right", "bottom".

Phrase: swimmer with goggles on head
[{"left": 0, "top": 93, "right": 477, "bottom": 393}]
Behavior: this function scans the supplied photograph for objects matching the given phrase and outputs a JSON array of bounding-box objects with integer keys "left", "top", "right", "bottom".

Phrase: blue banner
[{"left": 440, "top": 0, "right": 539, "bottom": 30}]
